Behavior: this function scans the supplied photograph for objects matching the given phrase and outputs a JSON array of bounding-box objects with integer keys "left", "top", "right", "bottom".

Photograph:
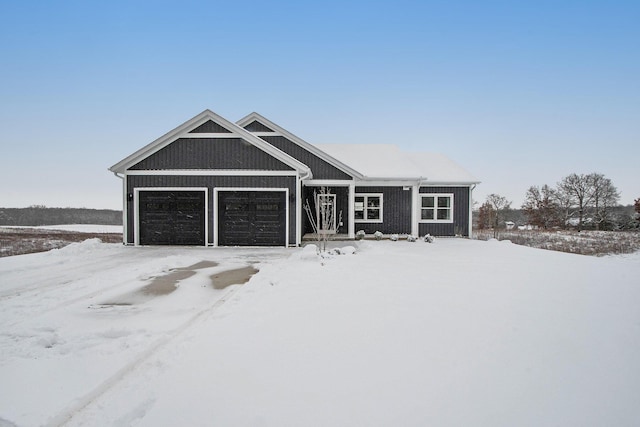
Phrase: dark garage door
[
  {"left": 218, "top": 191, "right": 286, "bottom": 246},
  {"left": 139, "top": 191, "right": 205, "bottom": 245}
]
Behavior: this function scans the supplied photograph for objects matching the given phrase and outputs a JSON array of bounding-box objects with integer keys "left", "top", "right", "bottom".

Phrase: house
[{"left": 109, "top": 110, "right": 479, "bottom": 247}]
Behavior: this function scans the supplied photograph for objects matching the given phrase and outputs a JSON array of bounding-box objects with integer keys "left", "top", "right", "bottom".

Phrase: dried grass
[
  {"left": 473, "top": 229, "right": 640, "bottom": 256},
  {"left": 0, "top": 228, "right": 122, "bottom": 257}
]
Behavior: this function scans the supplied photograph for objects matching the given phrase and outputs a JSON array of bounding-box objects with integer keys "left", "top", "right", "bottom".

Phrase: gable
[
  {"left": 128, "top": 138, "right": 294, "bottom": 171},
  {"left": 189, "top": 120, "right": 231, "bottom": 133},
  {"left": 110, "top": 110, "right": 310, "bottom": 175},
  {"left": 243, "top": 120, "right": 274, "bottom": 133},
  {"left": 259, "top": 135, "right": 352, "bottom": 180},
  {"left": 237, "top": 112, "right": 363, "bottom": 180}
]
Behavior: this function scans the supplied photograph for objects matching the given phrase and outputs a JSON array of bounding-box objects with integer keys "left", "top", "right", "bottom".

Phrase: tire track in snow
[{"left": 45, "top": 284, "right": 243, "bottom": 427}]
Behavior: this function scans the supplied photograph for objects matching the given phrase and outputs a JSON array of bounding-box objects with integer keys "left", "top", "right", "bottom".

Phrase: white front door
[{"left": 316, "top": 193, "right": 337, "bottom": 234}]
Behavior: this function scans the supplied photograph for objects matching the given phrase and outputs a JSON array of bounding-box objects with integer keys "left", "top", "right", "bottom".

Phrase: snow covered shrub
[
  {"left": 373, "top": 231, "right": 383, "bottom": 241},
  {"left": 390, "top": 234, "right": 399, "bottom": 241},
  {"left": 300, "top": 244, "right": 319, "bottom": 260},
  {"left": 424, "top": 234, "right": 434, "bottom": 243},
  {"left": 355, "top": 230, "right": 366, "bottom": 240},
  {"left": 406, "top": 235, "right": 417, "bottom": 242}
]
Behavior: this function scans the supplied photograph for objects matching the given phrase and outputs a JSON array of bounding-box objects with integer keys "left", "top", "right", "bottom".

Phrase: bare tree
[
  {"left": 522, "top": 184, "right": 560, "bottom": 229},
  {"left": 303, "top": 187, "right": 342, "bottom": 253},
  {"left": 557, "top": 173, "right": 595, "bottom": 231},
  {"left": 485, "top": 194, "right": 511, "bottom": 238},
  {"left": 590, "top": 173, "right": 620, "bottom": 230}
]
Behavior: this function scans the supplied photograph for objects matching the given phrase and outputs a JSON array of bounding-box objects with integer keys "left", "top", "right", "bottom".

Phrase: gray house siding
[
  {"left": 189, "top": 120, "right": 231, "bottom": 133},
  {"left": 129, "top": 138, "right": 294, "bottom": 171},
  {"left": 259, "top": 136, "right": 353, "bottom": 180},
  {"left": 126, "top": 175, "right": 297, "bottom": 245},
  {"left": 354, "top": 186, "right": 412, "bottom": 234},
  {"left": 418, "top": 186, "right": 470, "bottom": 237}
]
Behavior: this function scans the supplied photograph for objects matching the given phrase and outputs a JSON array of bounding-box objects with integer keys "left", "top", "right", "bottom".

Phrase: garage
[
  {"left": 138, "top": 190, "right": 206, "bottom": 245},
  {"left": 218, "top": 191, "right": 286, "bottom": 246}
]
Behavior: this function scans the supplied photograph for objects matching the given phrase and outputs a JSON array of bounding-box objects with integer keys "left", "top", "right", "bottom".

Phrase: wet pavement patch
[
  {"left": 139, "top": 270, "right": 196, "bottom": 296},
  {"left": 211, "top": 266, "right": 258, "bottom": 290},
  {"left": 100, "top": 260, "right": 220, "bottom": 305},
  {"left": 140, "top": 260, "right": 219, "bottom": 296}
]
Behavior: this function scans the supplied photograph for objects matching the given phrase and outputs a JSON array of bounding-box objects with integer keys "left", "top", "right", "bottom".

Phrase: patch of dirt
[
  {"left": 211, "top": 266, "right": 258, "bottom": 289},
  {"left": 0, "top": 228, "right": 122, "bottom": 257}
]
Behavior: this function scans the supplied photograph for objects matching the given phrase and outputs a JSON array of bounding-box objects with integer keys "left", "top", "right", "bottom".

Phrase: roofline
[
  {"left": 109, "top": 109, "right": 311, "bottom": 175},
  {"left": 357, "top": 177, "right": 481, "bottom": 185},
  {"left": 236, "top": 112, "right": 364, "bottom": 179}
]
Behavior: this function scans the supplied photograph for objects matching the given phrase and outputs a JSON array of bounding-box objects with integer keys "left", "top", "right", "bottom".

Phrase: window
[
  {"left": 354, "top": 194, "right": 383, "bottom": 223},
  {"left": 420, "top": 194, "right": 453, "bottom": 223}
]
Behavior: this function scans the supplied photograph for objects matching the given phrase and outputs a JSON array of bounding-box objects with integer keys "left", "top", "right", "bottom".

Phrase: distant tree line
[
  {"left": 476, "top": 173, "right": 639, "bottom": 232},
  {"left": 0, "top": 206, "right": 122, "bottom": 226}
]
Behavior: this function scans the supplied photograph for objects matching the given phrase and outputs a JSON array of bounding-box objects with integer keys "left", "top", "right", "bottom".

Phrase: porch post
[
  {"left": 411, "top": 184, "right": 419, "bottom": 237},
  {"left": 348, "top": 181, "right": 355, "bottom": 239}
]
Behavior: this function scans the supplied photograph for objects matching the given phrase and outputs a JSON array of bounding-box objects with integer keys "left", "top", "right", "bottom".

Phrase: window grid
[
  {"left": 420, "top": 194, "right": 453, "bottom": 223},
  {"left": 354, "top": 193, "right": 383, "bottom": 223}
]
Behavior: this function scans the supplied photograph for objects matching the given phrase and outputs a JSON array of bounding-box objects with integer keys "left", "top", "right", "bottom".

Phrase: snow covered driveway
[{"left": 1, "top": 239, "right": 639, "bottom": 426}]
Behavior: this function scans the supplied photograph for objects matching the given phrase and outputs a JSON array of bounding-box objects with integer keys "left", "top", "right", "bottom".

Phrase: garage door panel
[
  {"left": 139, "top": 191, "right": 205, "bottom": 246},
  {"left": 218, "top": 191, "right": 286, "bottom": 246}
]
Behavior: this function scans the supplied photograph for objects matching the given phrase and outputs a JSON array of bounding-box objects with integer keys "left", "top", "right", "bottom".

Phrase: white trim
[
  {"left": 420, "top": 181, "right": 480, "bottom": 186},
  {"left": 304, "top": 179, "right": 354, "bottom": 186},
  {"left": 133, "top": 187, "right": 209, "bottom": 246},
  {"left": 249, "top": 132, "right": 282, "bottom": 137},
  {"left": 122, "top": 175, "right": 128, "bottom": 244},
  {"left": 468, "top": 184, "right": 476, "bottom": 238},
  {"left": 296, "top": 176, "right": 302, "bottom": 246},
  {"left": 419, "top": 193, "right": 454, "bottom": 224},
  {"left": 348, "top": 182, "right": 355, "bottom": 238},
  {"left": 176, "top": 132, "right": 242, "bottom": 138},
  {"left": 354, "top": 193, "right": 384, "bottom": 224},
  {"left": 355, "top": 179, "right": 421, "bottom": 187},
  {"left": 411, "top": 185, "right": 419, "bottom": 236},
  {"left": 125, "top": 169, "right": 297, "bottom": 176},
  {"left": 213, "top": 187, "right": 289, "bottom": 247},
  {"left": 236, "top": 112, "right": 363, "bottom": 179}
]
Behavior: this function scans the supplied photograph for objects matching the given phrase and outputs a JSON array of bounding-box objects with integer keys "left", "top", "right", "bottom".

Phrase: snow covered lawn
[{"left": 1, "top": 239, "right": 639, "bottom": 426}]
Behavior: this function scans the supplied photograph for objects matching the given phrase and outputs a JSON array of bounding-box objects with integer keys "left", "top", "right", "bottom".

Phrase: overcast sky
[{"left": 1, "top": 0, "right": 638, "bottom": 210}]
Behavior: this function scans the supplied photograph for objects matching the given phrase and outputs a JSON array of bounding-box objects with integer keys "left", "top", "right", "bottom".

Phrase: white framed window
[
  {"left": 420, "top": 194, "right": 453, "bottom": 223},
  {"left": 354, "top": 193, "right": 383, "bottom": 223}
]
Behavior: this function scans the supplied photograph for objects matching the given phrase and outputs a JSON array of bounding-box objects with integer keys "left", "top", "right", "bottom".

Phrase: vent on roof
[
  {"left": 243, "top": 120, "right": 274, "bottom": 133},
  {"left": 189, "top": 120, "right": 232, "bottom": 133}
]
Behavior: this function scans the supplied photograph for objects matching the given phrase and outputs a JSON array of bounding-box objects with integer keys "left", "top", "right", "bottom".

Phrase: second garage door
[{"left": 218, "top": 191, "right": 286, "bottom": 246}]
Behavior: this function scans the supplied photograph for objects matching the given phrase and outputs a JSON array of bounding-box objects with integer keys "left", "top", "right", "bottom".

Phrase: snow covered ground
[{"left": 1, "top": 239, "right": 639, "bottom": 426}]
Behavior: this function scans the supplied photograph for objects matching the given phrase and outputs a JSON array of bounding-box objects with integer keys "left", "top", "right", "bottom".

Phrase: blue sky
[{"left": 1, "top": 0, "right": 638, "bottom": 210}]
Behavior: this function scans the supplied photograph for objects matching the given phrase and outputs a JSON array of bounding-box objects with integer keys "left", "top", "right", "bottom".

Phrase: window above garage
[{"left": 355, "top": 194, "right": 383, "bottom": 223}]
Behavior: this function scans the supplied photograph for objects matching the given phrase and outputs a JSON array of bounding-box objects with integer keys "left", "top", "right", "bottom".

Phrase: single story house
[{"left": 109, "top": 110, "right": 479, "bottom": 247}]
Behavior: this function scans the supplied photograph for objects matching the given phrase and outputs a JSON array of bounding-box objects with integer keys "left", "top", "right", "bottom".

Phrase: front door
[{"left": 316, "top": 193, "right": 337, "bottom": 234}]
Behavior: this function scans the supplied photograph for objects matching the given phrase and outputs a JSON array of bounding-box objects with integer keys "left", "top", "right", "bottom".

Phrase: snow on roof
[
  {"left": 316, "top": 144, "right": 479, "bottom": 183},
  {"left": 407, "top": 152, "right": 479, "bottom": 184}
]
